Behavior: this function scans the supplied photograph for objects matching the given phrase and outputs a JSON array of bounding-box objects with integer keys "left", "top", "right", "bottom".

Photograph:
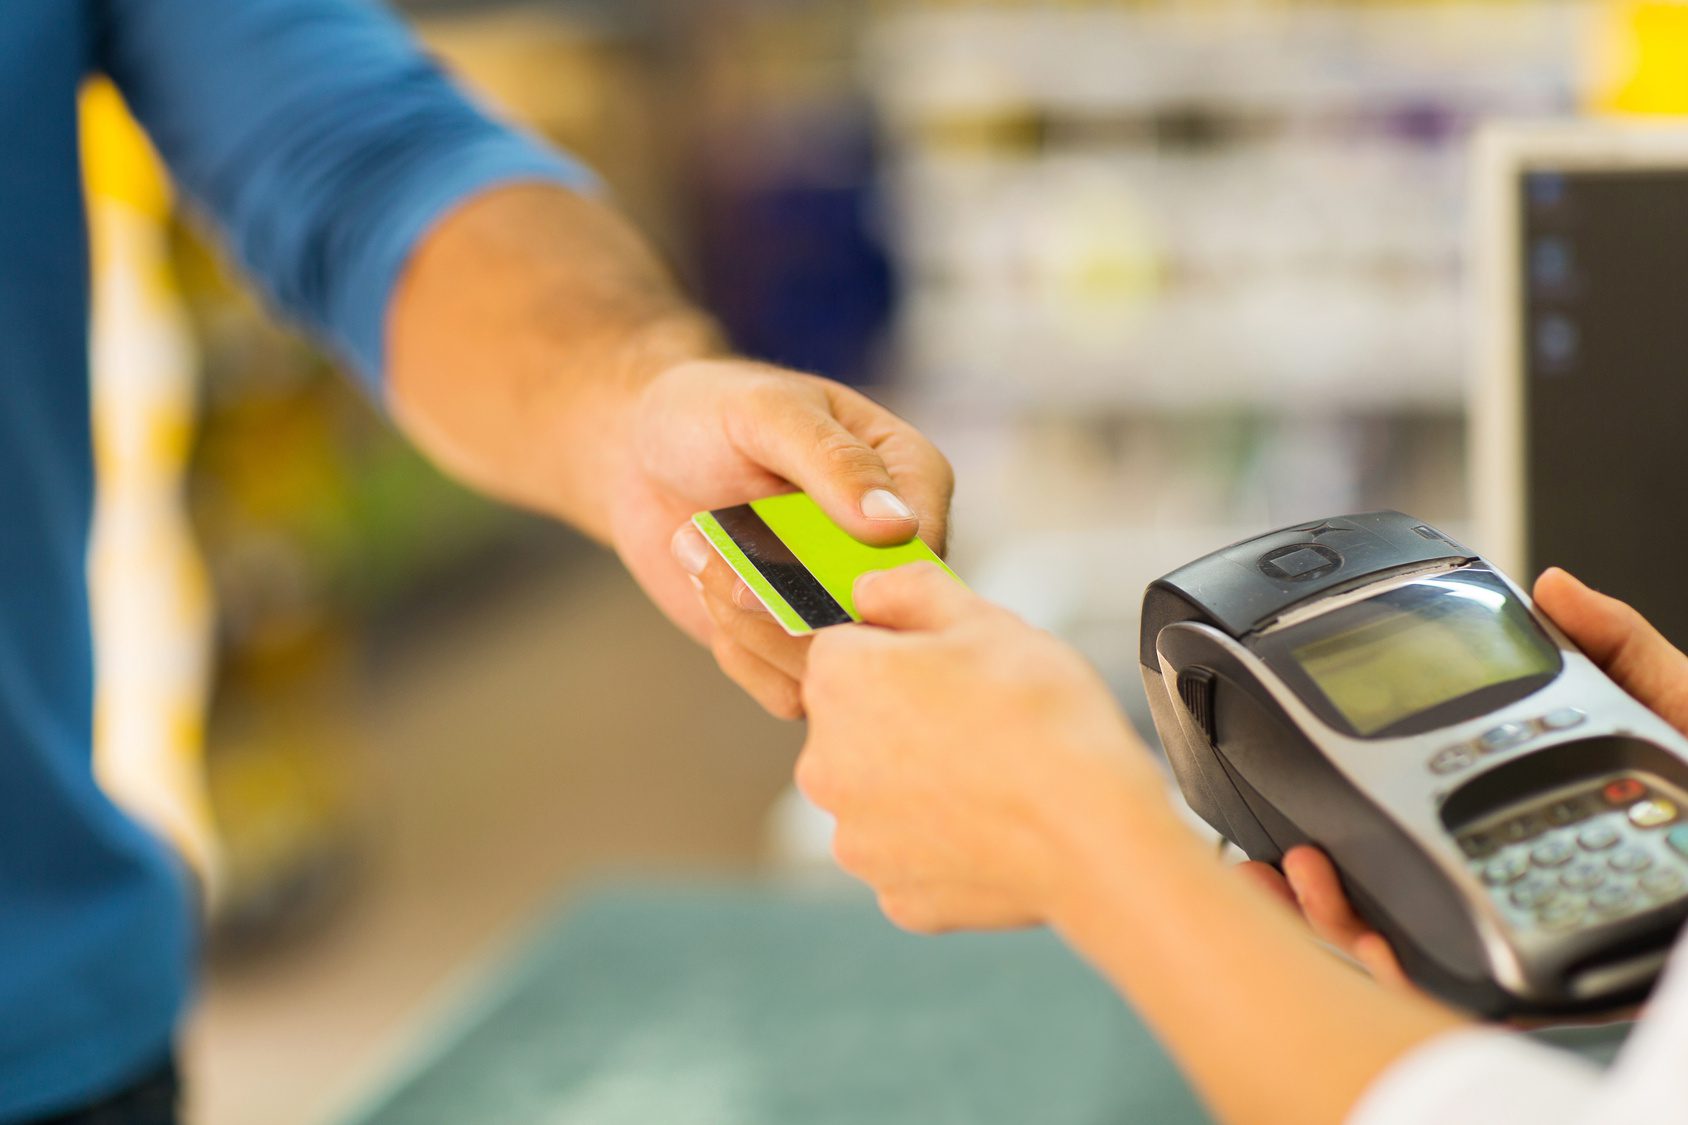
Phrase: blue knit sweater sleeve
[{"left": 96, "top": 0, "right": 596, "bottom": 390}]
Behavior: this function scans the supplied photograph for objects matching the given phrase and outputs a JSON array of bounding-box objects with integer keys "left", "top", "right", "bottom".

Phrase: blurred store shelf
[{"left": 867, "top": 1, "right": 1589, "bottom": 411}]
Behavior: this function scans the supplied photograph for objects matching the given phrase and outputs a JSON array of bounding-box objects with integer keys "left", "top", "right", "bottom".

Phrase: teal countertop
[{"left": 344, "top": 882, "right": 1214, "bottom": 1125}]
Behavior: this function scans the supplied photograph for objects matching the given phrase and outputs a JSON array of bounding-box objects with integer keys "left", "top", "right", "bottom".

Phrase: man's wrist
[
  {"left": 504, "top": 289, "right": 722, "bottom": 540},
  {"left": 387, "top": 182, "right": 724, "bottom": 540},
  {"left": 573, "top": 312, "right": 725, "bottom": 535},
  {"left": 615, "top": 313, "right": 728, "bottom": 391}
]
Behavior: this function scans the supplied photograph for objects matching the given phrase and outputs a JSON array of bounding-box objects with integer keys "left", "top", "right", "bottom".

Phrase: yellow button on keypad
[{"left": 1629, "top": 799, "right": 1678, "bottom": 829}]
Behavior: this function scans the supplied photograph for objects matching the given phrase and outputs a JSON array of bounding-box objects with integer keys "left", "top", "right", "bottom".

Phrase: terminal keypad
[{"left": 1457, "top": 776, "right": 1688, "bottom": 936}]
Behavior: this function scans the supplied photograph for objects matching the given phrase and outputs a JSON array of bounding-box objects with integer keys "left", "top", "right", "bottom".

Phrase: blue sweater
[{"left": 1, "top": 2, "right": 588, "bottom": 1117}]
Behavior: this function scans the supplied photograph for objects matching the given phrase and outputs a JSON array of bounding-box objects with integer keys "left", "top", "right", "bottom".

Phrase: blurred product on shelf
[
  {"left": 82, "top": 79, "right": 219, "bottom": 891},
  {"left": 680, "top": 1, "right": 897, "bottom": 385},
  {"left": 414, "top": 5, "right": 677, "bottom": 246},
  {"left": 179, "top": 312, "right": 375, "bottom": 947},
  {"left": 1589, "top": 0, "right": 1688, "bottom": 115}
]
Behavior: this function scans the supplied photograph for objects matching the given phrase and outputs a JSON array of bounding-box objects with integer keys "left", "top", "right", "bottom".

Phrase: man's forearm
[
  {"left": 386, "top": 183, "right": 723, "bottom": 542},
  {"left": 1049, "top": 797, "right": 1468, "bottom": 1125}
]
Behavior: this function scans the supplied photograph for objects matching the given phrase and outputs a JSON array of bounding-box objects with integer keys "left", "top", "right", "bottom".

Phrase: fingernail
[
  {"left": 861, "top": 488, "right": 914, "bottom": 521},
  {"left": 733, "top": 582, "right": 763, "bottom": 612},
  {"left": 672, "top": 525, "right": 711, "bottom": 576}
]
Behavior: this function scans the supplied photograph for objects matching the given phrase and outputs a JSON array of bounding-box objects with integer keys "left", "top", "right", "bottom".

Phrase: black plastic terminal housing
[{"left": 1140, "top": 511, "right": 1473, "bottom": 672}]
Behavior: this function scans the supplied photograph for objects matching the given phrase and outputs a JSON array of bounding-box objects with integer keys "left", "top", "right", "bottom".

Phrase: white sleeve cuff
[{"left": 1348, "top": 1028, "right": 1602, "bottom": 1125}]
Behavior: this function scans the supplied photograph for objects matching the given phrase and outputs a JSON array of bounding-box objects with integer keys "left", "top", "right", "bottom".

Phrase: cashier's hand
[
  {"left": 1237, "top": 847, "right": 1413, "bottom": 990},
  {"left": 1534, "top": 567, "right": 1688, "bottom": 736},
  {"left": 1242, "top": 567, "right": 1688, "bottom": 991},
  {"left": 795, "top": 563, "right": 1164, "bottom": 933},
  {"left": 617, "top": 360, "right": 951, "bottom": 720}
]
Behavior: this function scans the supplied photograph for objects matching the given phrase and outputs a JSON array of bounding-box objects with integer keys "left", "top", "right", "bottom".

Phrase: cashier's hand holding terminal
[
  {"left": 1246, "top": 564, "right": 1688, "bottom": 995},
  {"left": 1531, "top": 567, "right": 1688, "bottom": 735}
]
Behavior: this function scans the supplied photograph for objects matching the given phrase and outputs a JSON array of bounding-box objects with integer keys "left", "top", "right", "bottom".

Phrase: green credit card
[{"left": 692, "top": 492, "right": 959, "bottom": 636}]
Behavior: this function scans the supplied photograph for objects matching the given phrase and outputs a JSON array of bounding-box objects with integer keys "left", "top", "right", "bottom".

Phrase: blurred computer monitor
[{"left": 1472, "top": 122, "right": 1688, "bottom": 649}]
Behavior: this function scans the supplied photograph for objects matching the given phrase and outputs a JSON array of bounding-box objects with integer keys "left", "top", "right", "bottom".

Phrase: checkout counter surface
[{"left": 342, "top": 882, "right": 1214, "bottom": 1125}]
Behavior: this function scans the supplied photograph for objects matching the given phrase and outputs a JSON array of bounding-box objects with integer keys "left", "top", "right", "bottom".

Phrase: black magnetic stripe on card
[{"left": 711, "top": 503, "right": 854, "bottom": 629}]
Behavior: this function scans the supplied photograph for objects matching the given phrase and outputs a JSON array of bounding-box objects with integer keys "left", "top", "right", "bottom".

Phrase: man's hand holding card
[{"left": 672, "top": 487, "right": 958, "bottom": 718}]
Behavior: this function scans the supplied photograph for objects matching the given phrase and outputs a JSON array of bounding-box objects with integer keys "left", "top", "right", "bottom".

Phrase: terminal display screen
[{"left": 1284, "top": 574, "right": 1559, "bottom": 737}]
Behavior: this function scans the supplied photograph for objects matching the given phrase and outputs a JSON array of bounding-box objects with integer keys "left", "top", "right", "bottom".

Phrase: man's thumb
[{"left": 738, "top": 399, "right": 918, "bottom": 547}]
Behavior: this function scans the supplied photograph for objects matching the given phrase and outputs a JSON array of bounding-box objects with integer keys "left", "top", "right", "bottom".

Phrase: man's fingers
[
  {"left": 882, "top": 435, "right": 953, "bottom": 557},
  {"left": 853, "top": 562, "right": 976, "bottom": 633},
  {"left": 674, "top": 523, "right": 770, "bottom": 615},
  {"left": 1535, "top": 567, "right": 1688, "bottom": 733},
  {"left": 729, "top": 384, "right": 920, "bottom": 548},
  {"left": 699, "top": 588, "right": 810, "bottom": 681},
  {"left": 710, "top": 634, "right": 804, "bottom": 721},
  {"left": 821, "top": 382, "right": 955, "bottom": 555},
  {"left": 673, "top": 523, "right": 813, "bottom": 685}
]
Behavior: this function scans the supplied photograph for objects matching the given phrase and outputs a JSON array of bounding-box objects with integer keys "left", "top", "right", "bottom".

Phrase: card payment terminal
[{"left": 1141, "top": 511, "right": 1688, "bottom": 1016}]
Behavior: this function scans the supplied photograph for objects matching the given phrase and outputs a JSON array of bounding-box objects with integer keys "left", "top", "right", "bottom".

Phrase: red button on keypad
[{"left": 1604, "top": 778, "right": 1647, "bottom": 805}]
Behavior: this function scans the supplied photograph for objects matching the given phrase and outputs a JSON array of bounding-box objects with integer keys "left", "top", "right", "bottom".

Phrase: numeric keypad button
[
  {"left": 1609, "top": 848, "right": 1653, "bottom": 875},
  {"left": 1577, "top": 824, "right": 1620, "bottom": 852},
  {"left": 1482, "top": 852, "right": 1529, "bottom": 886},
  {"left": 1530, "top": 839, "right": 1574, "bottom": 869},
  {"left": 1561, "top": 862, "right": 1607, "bottom": 892},
  {"left": 1640, "top": 868, "right": 1686, "bottom": 899},
  {"left": 1510, "top": 878, "right": 1561, "bottom": 911},
  {"left": 1538, "top": 899, "right": 1586, "bottom": 932},
  {"left": 1591, "top": 884, "right": 1637, "bottom": 916}
]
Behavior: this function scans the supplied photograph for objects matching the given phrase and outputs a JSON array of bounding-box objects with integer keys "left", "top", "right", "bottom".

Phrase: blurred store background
[{"left": 75, "top": 0, "right": 1687, "bottom": 1122}]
